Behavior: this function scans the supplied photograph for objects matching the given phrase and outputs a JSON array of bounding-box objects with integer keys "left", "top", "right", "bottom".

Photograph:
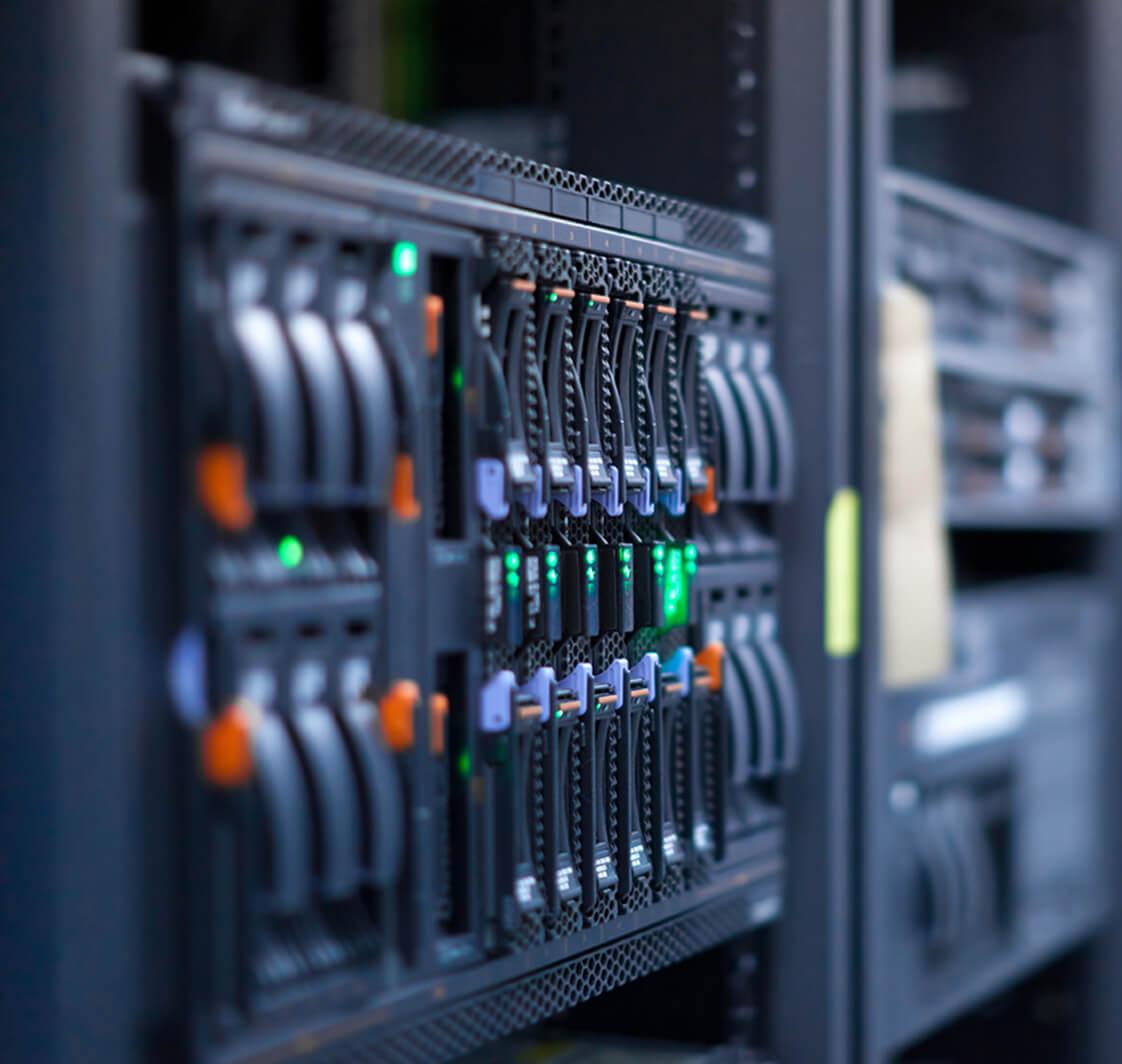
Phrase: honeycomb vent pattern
[{"left": 299, "top": 895, "right": 754, "bottom": 1064}]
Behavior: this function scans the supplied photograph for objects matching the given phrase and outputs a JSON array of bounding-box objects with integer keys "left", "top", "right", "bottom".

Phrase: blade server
[{"left": 139, "top": 62, "right": 802, "bottom": 1063}]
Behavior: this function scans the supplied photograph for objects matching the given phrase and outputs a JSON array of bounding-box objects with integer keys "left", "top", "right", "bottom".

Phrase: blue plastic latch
[
  {"left": 558, "top": 464, "right": 589, "bottom": 517},
  {"left": 594, "top": 659, "right": 629, "bottom": 710},
  {"left": 167, "top": 626, "right": 208, "bottom": 727},
  {"left": 480, "top": 670, "right": 516, "bottom": 732},
  {"left": 516, "top": 463, "right": 548, "bottom": 518},
  {"left": 627, "top": 466, "right": 656, "bottom": 516},
  {"left": 659, "top": 467, "right": 687, "bottom": 516},
  {"left": 559, "top": 663, "right": 593, "bottom": 715},
  {"left": 519, "top": 667, "right": 555, "bottom": 724},
  {"left": 663, "top": 646, "right": 694, "bottom": 696},
  {"left": 475, "top": 457, "right": 509, "bottom": 519},
  {"left": 594, "top": 464, "right": 624, "bottom": 517},
  {"left": 629, "top": 652, "right": 659, "bottom": 704}
]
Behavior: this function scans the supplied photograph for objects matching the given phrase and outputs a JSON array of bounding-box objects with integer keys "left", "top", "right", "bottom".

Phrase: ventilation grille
[
  {"left": 188, "top": 68, "right": 764, "bottom": 260},
  {"left": 290, "top": 893, "right": 756, "bottom": 1064}
]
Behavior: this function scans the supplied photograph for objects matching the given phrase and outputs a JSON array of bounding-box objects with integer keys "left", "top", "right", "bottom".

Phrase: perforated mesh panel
[
  {"left": 675, "top": 272, "right": 703, "bottom": 306},
  {"left": 296, "top": 893, "right": 755, "bottom": 1064},
  {"left": 643, "top": 265, "right": 675, "bottom": 301},
  {"left": 659, "top": 864, "right": 686, "bottom": 902},
  {"left": 591, "top": 507, "right": 624, "bottom": 544},
  {"left": 557, "top": 637, "right": 590, "bottom": 677},
  {"left": 629, "top": 513, "right": 663, "bottom": 541},
  {"left": 659, "top": 627, "right": 689, "bottom": 657},
  {"left": 487, "top": 235, "right": 535, "bottom": 276},
  {"left": 191, "top": 71, "right": 760, "bottom": 259},
  {"left": 549, "top": 903, "right": 583, "bottom": 940},
  {"left": 592, "top": 632, "right": 625, "bottom": 672},
  {"left": 510, "top": 910, "right": 546, "bottom": 951},
  {"left": 573, "top": 251, "right": 608, "bottom": 290},
  {"left": 519, "top": 640, "right": 555, "bottom": 680},
  {"left": 621, "top": 878, "right": 653, "bottom": 915},
  {"left": 608, "top": 259, "right": 643, "bottom": 299},
  {"left": 535, "top": 242, "right": 574, "bottom": 284},
  {"left": 628, "top": 629, "right": 658, "bottom": 661},
  {"left": 588, "top": 888, "right": 618, "bottom": 926},
  {"left": 485, "top": 645, "right": 517, "bottom": 676}
]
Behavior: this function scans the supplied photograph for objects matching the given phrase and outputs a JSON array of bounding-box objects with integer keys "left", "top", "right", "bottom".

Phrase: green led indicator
[
  {"left": 654, "top": 562, "right": 665, "bottom": 576},
  {"left": 586, "top": 567, "right": 597, "bottom": 583},
  {"left": 451, "top": 366, "right": 464, "bottom": 391},
  {"left": 585, "top": 548, "right": 597, "bottom": 565},
  {"left": 277, "top": 535, "right": 304, "bottom": 568},
  {"left": 546, "top": 550, "right": 559, "bottom": 567},
  {"left": 619, "top": 545, "right": 632, "bottom": 561},
  {"left": 685, "top": 543, "right": 698, "bottom": 560},
  {"left": 653, "top": 544, "right": 666, "bottom": 560},
  {"left": 663, "top": 546, "right": 690, "bottom": 626},
  {"left": 549, "top": 292, "right": 559, "bottom": 302},
  {"left": 505, "top": 551, "right": 520, "bottom": 570},
  {"left": 391, "top": 241, "right": 418, "bottom": 277},
  {"left": 686, "top": 561, "right": 698, "bottom": 575},
  {"left": 622, "top": 565, "right": 632, "bottom": 579},
  {"left": 587, "top": 298, "right": 595, "bottom": 308},
  {"left": 506, "top": 571, "right": 520, "bottom": 588},
  {"left": 555, "top": 709, "right": 564, "bottom": 719},
  {"left": 547, "top": 569, "right": 559, "bottom": 585},
  {"left": 457, "top": 750, "right": 471, "bottom": 778}
]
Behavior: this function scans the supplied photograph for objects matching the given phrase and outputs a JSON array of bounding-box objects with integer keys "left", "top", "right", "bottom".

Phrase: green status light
[
  {"left": 504, "top": 551, "right": 520, "bottom": 570},
  {"left": 457, "top": 750, "right": 471, "bottom": 778},
  {"left": 549, "top": 292, "right": 559, "bottom": 302},
  {"left": 506, "top": 571, "right": 520, "bottom": 588},
  {"left": 450, "top": 366, "right": 464, "bottom": 391},
  {"left": 277, "top": 535, "right": 304, "bottom": 569},
  {"left": 391, "top": 241, "right": 418, "bottom": 277},
  {"left": 547, "top": 569, "right": 559, "bottom": 585},
  {"left": 653, "top": 543, "right": 666, "bottom": 561},
  {"left": 585, "top": 548, "right": 597, "bottom": 565},
  {"left": 619, "top": 545, "right": 632, "bottom": 562},
  {"left": 546, "top": 550, "right": 559, "bottom": 567},
  {"left": 586, "top": 567, "right": 597, "bottom": 583},
  {"left": 663, "top": 546, "right": 690, "bottom": 626}
]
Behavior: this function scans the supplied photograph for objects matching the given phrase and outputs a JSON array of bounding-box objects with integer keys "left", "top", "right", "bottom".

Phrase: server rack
[
  {"left": 855, "top": 2, "right": 1122, "bottom": 1062},
  {"left": 0, "top": 0, "right": 864, "bottom": 1059}
]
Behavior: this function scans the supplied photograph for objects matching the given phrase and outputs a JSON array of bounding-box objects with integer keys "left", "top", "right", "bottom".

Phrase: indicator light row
[{"left": 486, "top": 541, "right": 698, "bottom": 646}]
